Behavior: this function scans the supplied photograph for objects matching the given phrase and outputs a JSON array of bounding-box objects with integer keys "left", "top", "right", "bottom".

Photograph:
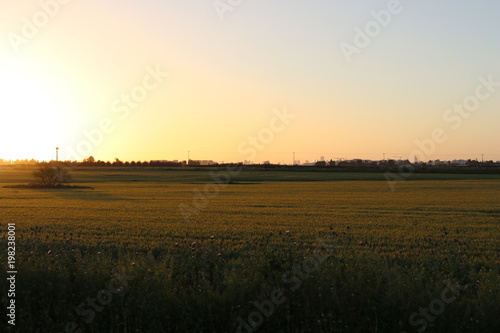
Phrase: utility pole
[
  {"left": 188, "top": 151, "right": 190, "bottom": 164},
  {"left": 482, "top": 154, "right": 484, "bottom": 163},
  {"left": 56, "top": 147, "right": 59, "bottom": 162},
  {"left": 293, "top": 152, "right": 295, "bottom": 165}
]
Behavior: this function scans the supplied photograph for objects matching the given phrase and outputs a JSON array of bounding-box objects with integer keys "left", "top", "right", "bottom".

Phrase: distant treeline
[{"left": 2, "top": 157, "right": 500, "bottom": 174}]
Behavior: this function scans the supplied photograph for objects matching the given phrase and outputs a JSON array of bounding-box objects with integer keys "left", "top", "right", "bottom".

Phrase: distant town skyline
[{"left": 1, "top": 151, "right": 499, "bottom": 166}]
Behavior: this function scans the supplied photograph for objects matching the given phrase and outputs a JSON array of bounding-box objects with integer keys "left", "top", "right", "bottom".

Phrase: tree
[
  {"left": 83, "top": 156, "right": 95, "bottom": 164},
  {"left": 113, "top": 158, "right": 124, "bottom": 166},
  {"left": 33, "top": 163, "right": 72, "bottom": 187}
]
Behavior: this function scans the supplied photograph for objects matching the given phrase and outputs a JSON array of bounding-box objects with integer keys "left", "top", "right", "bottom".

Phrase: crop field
[{"left": 1, "top": 166, "right": 499, "bottom": 332}]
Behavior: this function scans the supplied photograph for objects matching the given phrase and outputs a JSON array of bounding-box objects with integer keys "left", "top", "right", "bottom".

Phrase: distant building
[
  {"left": 452, "top": 159, "right": 467, "bottom": 166},
  {"left": 199, "top": 160, "right": 217, "bottom": 165}
]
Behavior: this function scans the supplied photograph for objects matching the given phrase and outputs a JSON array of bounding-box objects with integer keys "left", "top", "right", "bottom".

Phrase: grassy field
[{"left": 1, "top": 166, "right": 499, "bottom": 332}]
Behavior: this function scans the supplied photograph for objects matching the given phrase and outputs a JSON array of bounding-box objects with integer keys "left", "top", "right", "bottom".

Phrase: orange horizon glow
[{"left": 1, "top": 1, "right": 499, "bottom": 164}]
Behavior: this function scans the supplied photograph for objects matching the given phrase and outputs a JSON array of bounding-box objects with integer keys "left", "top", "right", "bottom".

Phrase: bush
[{"left": 33, "top": 163, "right": 72, "bottom": 187}]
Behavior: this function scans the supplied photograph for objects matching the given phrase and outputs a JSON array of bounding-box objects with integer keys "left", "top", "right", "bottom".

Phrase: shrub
[{"left": 33, "top": 163, "right": 72, "bottom": 187}]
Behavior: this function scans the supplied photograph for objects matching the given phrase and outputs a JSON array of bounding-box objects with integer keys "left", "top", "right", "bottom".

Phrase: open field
[{"left": 1, "top": 167, "right": 499, "bottom": 332}]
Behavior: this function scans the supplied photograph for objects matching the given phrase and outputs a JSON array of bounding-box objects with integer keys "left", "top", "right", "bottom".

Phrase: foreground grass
[{"left": 0, "top": 168, "right": 499, "bottom": 332}]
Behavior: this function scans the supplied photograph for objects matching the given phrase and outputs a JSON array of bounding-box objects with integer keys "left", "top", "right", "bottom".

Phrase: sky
[{"left": 1, "top": 0, "right": 499, "bottom": 164}]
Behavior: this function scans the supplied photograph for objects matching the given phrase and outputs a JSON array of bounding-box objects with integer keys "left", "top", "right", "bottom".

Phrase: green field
[{"left": 1, "top": 166, "right": 499, "bottom": 332}]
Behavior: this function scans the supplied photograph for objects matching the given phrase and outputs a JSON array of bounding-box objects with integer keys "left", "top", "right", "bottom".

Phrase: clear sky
[{"left": 1, "top": 0, "right": 499, "bottom": 163}]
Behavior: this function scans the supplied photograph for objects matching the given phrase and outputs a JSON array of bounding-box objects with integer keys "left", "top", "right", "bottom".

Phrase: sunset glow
[
  {"left": 2, "top": 2, "right": 499, "bottom": 331},
  {"left": 1, "top": 0, "right": 499, "bottom": 163}
]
